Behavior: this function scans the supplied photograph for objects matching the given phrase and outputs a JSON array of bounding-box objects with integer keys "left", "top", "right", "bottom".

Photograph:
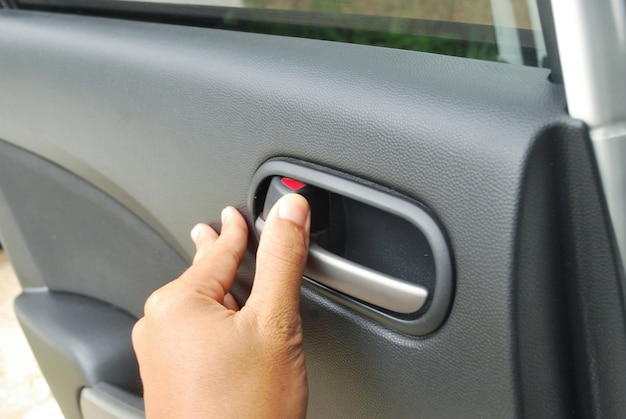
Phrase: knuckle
[
  {"left": 192, "top": 247, "right": 208, "bottom": 264},
  {"left": 227, "top": 217, "right": 248, "bottom": 239},
  {"left": 143, "top": 288, "right": 164, "bottom": 317},
  {"left": 258, "top": 310, "right": 304, "bottom": 350},
  {"left": 214, "top": 241, "right": 243, "bottom": 267},
  {"left": 239, "top": 308, "right": 305, "bottom": 366},
  {"left": 142, "top": 284, "right": 187, "bottom": 319},
  {"left": 131, "top": 319, "right": 144, "bottom": 346}
]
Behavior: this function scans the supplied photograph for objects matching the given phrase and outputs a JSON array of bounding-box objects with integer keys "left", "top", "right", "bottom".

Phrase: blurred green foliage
[
  {"left": 217, "top": 9, "right": 499, "bottom": 61},
  {"left": 241, "top": 0, "right": 502, "bottom": 26}
]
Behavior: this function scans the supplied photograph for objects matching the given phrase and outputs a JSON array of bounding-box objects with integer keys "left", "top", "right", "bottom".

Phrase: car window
[{"left": 67, "top": 0, "right": 547, "bottom": 66}]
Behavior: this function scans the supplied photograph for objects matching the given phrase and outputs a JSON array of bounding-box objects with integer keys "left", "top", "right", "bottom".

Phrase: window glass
[{"left": 77, "top": 0, "right": 549, "bottom": 66}]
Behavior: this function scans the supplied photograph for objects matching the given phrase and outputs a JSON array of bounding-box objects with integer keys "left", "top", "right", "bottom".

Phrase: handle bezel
[{"left": 249, "top": 159, "right": 453, "bottom": 336}]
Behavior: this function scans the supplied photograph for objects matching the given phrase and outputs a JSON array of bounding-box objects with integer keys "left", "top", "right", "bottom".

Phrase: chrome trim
[{"left": 305, "top": 244, "right": 429, "bottom": 314}]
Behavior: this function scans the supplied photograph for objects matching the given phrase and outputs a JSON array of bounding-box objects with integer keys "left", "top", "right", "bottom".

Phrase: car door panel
[
  {"left": 1, "top": 8, "right": 624, "bottom": 419},
  {"left": 0, "top": 139, "right": 187, "bottom": 317}
]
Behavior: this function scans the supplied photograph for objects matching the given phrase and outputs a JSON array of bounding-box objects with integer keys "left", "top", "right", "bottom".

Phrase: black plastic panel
[
  {"left": 15, "top": 291, "right": 139, "bottom": 419},
  {"left": 342, "top": 197, "right": 436, "bottom": 290},
  {"left": 548, "top": 125, "right": 626, "bottom": 418}
]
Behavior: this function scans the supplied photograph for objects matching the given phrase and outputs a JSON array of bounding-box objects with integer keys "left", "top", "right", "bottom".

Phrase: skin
[{"left": 132, "top": 194, "right": 311, "bottom": 418}]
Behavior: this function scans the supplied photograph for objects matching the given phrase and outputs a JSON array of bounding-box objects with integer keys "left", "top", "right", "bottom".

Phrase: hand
[{"left": 132, "top": 194, "right": 311, "bottom": 418}]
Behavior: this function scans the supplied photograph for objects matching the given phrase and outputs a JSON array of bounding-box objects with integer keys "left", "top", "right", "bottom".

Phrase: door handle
[
  {"left": 250, "top": 160, "right": 453, "bottom": 336},
  {"left": 255, "top": 176, "right": 429, "bottom": 314},
  {"left": 256, "top": 207, "right": 428, "bottom": 314},
  {"left": 306, "top": 243, "right": 428, "bottom": 314}
]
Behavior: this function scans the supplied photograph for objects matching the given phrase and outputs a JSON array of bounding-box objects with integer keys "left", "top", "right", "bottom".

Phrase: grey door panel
[
  {"left": 0, "top": 140, "right": 187, "bottom": 317},
  {"left": 0, "top": 11, "right": 564, "bottom": 258},
  {"left": 1, "top": 9, "right": 623, "bottom": 419}
]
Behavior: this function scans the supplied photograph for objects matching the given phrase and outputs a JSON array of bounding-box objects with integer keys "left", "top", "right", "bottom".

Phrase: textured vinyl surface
[{"left": 0, "top": 10, "right": 587, "bottom": 418}]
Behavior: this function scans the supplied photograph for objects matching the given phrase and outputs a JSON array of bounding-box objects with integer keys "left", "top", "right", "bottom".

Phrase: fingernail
[
  {"left": 190, "top": 224, "right": 202, "bottom": 243},
  {"left": 221, "top": 207, "right": 232, "bottom": 224},
  {"left": 278, "top": 194, "right": 310, "bottom": 229}
]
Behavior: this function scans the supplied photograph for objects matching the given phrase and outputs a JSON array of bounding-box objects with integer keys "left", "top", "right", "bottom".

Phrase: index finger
[{"left": 182, "top": 207, "right": 248, "bottom": 302}]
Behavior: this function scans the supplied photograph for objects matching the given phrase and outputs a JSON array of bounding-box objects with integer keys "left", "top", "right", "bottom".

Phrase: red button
[{"left": 281, "top": 177, "right": 306, "bottom": 191}]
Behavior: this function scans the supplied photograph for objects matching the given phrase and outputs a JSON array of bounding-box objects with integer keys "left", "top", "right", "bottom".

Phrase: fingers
[
  {"left": 223, "top": 293, "right": 240, "bottom": 311},
  {"left": 182, "top": 207, "right": 248, "bottom": 302},
  {"left": 191, "top": 223, "right": 219, "bottom": 264},
  {"left": 246, "top": 194, "right": 310, "bottom": 320}
]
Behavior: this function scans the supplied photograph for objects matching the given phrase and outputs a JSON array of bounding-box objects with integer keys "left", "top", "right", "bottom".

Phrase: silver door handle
[
  {"left": 305, "top": 244, "right": 428, "bottom": 314},
  {"left": 256, "top": 217, "right": 429, "bottom": 314}
]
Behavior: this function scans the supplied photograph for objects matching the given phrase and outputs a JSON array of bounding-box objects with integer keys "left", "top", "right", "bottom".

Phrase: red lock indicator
[{"left": 281, "top": 177, "right": 306, "bottom": 191}]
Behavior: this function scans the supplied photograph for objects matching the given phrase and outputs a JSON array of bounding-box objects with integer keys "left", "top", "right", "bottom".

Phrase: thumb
[{"left": 246, "top": 193, "right": 310, "bottom": 319}]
